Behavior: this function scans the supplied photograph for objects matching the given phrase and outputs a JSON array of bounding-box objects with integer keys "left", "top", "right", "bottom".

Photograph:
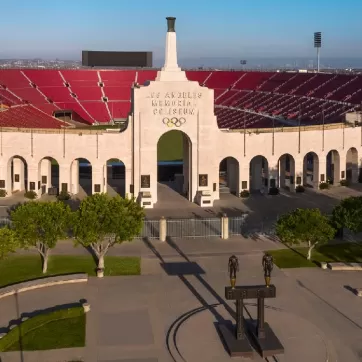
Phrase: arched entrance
[
  {"left": 157, "top": 130, "right": 192, "bottom": 200},
  {"left": 249, "top": 156, "right": 268, "bottom": 192},
  {"left": 38, "top": 157, "right": 59, "bottom": 195},
  {"left": 219, "top": 157, "right": 240, "bottom": 196},
  {"left": 303, "top": 152, "right": 319, "bottom": 188},
  {"left": 326, "top": 150, "right": 340, "bottom": 185},
  {"left": 278, "top": 154, "right": 295, "bottom": 191},
  {"left": 346, "top": 147, "right": 358, "bottom": 183},
  {"left": 70, "top": 158, "right": 92, "bottom": 196},
  {"left": 7, "top": 156, "right": 28, "bottom": 193},
  {"left": 106, "top": 158, "right": 125, "bottom": 197}
]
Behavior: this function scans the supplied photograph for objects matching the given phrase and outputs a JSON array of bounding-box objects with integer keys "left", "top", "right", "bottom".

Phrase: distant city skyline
[{"left": 1, "top": 0, "right": 362, "bottom": 63}]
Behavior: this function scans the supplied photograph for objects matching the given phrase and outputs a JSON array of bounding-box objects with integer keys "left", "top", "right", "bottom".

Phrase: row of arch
[
  {"left": 3, "top": 147, "right": 360, "bottom": 204},
  {"left": 219, "top": 147, "right": 360, "bottom": 194},
  {"left": 6, "top": 157, "right": 126, "bottom": 197}
]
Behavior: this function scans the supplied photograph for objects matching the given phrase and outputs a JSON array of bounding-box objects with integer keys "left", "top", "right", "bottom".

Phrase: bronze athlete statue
[
  {"left": 228, "top": 255, "right": 239, "bottom": 289},
  {"left": 262, "top": 253, "right": 274, "bottom": 287}
]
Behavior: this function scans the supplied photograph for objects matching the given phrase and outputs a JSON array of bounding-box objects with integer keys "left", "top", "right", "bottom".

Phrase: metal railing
[
  {"left": 135, "top": 219, "right": 160, "bottom": 239},
  {"left": 166, "top": 218, "right": 222, "bottom": 239},
  {"left": 228, "top": 216, "right": 246, "bottom": 236},
  {"left": 0, "top": 217, "right": 11, "bottom": 227}
]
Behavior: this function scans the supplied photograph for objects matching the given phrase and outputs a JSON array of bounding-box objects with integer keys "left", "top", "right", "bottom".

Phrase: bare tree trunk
[
  {"left": 42, "top": 249, "right": 49, "bottom": 273},
  {"left": 307, "top": 242, "right": 317, "bottom": 260},
  {"left": 98, "top": 254, "right": 105, "bottom": 269}
]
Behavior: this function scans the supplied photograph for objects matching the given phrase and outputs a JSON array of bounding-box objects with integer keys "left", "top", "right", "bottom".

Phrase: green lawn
[
  {"left": 0, "top": 307, "right": 85, "bottom": 352},
  {"left": 0, "top": 255, "right": 140, "bottom": 287},
  {"left": 157, "top": 130, "right": 183, "bottom": 162},
  {"left": 268, "top": 243, "right": 362, "bottom": 268}
]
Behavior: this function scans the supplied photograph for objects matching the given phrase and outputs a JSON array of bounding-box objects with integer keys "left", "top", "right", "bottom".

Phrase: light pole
[{"left": 314, "top": 32, "right": 322, "bottom": 73}]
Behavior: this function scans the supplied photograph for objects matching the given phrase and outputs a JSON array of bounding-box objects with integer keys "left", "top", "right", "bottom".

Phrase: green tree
[
  {"left": 331, "top": 196, "right": 362, "bottom": 234},
  {"left": 0, "top": 227, "right": 18, "bottom": 259},
  {"left": 276, "top": 208, "right": 335, "bottom": 260},
  {"left": 72, "top": 193, "right": 144, "bottom": 270},
  {"left": 11, "top": 201, "right": 73, "bottom": 273}
]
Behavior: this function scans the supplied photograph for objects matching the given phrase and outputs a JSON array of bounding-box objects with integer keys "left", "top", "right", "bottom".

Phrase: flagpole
[
  {"left": 322, "top": 105, "right": 325, "bottom": 152},
  {"left": 298, "top": 105, "right": 301, "bottom": 154},
  {"left": 243, "top": 111, "right": 246, "bottom": 157}
]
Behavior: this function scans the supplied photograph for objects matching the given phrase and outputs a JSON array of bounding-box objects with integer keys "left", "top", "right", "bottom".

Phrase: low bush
[
  {"left": 295, "top": 185, "right": 305, "bottom": 193},
  {"left": 0, "top": 189, "right": 7, "bottom": 197},
  {"left": 239, "top": 190, "right": 250, "bottom": 198},
  {"left": 57, "top": 190, "right": 71, "bottom": 201},
  {"left": 24, "top": 190, "right": 37, "bottom": 199},
  {"left": 268, "top": 187, "right": 279, "bottom": 195},
  {"left": 319, "top": 182, "right": 329, "bottom": 190},
  {"left": 340, "top": 179, "right": 349, "bottom": 186}
]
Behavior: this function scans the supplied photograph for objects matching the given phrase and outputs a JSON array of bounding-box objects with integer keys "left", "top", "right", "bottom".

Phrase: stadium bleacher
[{"left": 0, "top": 69, "right": 360, "bottom": 129}]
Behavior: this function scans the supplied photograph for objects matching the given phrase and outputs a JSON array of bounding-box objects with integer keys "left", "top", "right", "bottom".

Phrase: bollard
[
  {"left": 222, "top": 213, "right": 229, "bottom": 240},
  {"left": 159, "top": 216, "right": 167, "bottom": 242}
]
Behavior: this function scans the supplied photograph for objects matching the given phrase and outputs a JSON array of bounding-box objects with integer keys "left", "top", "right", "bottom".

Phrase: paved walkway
[{"left": 1, "top": 237, "right": 362, "bottom": 361}]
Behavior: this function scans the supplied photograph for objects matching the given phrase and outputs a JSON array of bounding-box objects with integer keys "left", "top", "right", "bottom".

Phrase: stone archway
[
  {"left": 326, "top": 150, "right": 340, "bottom": 185},
  {"left": 106, "top": 158, "right": 125, "bottom": 197},
  {"left": 219, "top": 157, "right": 240, "bottom": 196},
  {"left": 7, "top": 156, "right": 28, "bottom": 194},
  {"left": 278, "top": 154, "right": 295, "bottom": 191},
  {"left": 303, "top": 152, "right": 319, "bottom": 188},
  {"left": 70, "top": 158, "right": 92, "bottom": 196},
  {"left": 38, "top": 157, "right": 59, "bottom": 195},
  {"left": 249, "top": 156, "right": 269, "bottom": 192},
  {"left": 157, "top": 130, "right": 192, "bottom": 201},
  {"left": 346, "top": 147, "right": 358, "bottom": 183}
]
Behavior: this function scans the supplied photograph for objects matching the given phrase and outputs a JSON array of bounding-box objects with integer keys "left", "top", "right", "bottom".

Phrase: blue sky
[{"left": 1, "top": 0, "right": 361, "bottom": 60}]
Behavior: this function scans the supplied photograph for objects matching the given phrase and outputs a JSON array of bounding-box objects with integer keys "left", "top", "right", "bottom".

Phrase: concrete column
[
  {"left": 221, "top": 214, "right": 229, "bottom": 240},
  {"left": 183, "top": 135, "right": 189, "bottom": 197},
  {"left": 288, "top": 157, "right": 296, "bottom": 191},
  {"left": 159, "top": 217, "right": 166, "bottom": 242},
  {"left": 338, "top": 154, "right": 346, "bottom": 184},
  {"left": 40, "top": 158, "right": 52, "bottom": 192},
  {"left": 318, "top": 158, "right": 327, "bottom": 185},
  {"left": 335, "top": 153, "right": 342, "bottom": 184},
  {"left": 13, "top": 158, "right": 25, "bottom": 192},
  {"left": 27, "top": 167, "right": 40, "bottom": 196},
  {"left": 294, "top": 158, "right": 303, "bottom": 189},
  {"left": 303, "top": 157, "right": 308, "bottom": 186},
  {"left": 70, "top": 160, "right": 79, "bottom": 194},
  {"left": 125, "top": 167, "right": 132, "bottom": 199},
  {"left": 239, "top": 166, "right": 250, "bottom": 192},
  {"left": 279, "top": 157, "right": 286, "bottom": 188},
  {"left": 0, "top": 165, "right": 9, "bottom": 196},
  {"left": 268, "top": 160, "right": 278, "bottom": 189},
  {"left": 59, "top": 164, "right": 71, "bottom": 193},
  {"left": 92, "top": 166, "right": 104, "bottom": 194},
  {"left": 103, "top": 164, "right": 108, "bottom": 194}
]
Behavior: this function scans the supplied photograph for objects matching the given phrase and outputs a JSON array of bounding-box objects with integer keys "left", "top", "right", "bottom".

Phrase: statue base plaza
[{"left": 0, "top": 17, "right": 361, "bottom": 208}]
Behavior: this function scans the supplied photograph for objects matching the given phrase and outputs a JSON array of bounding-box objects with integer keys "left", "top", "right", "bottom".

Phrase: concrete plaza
[{"left": 0, "top": 237, "right": 362, "bottom": 362}]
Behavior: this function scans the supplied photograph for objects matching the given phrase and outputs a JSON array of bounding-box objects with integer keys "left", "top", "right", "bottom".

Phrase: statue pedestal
[
  {"left": 246, "top": 320, "right": 284, "bottom": 358},
  {"left": 217, "top": 321, "right": 253, "bottom": 358}
]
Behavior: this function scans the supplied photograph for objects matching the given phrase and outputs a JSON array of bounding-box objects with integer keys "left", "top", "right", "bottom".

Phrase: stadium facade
[{"left": 0, "top": 17, "right": 361, "bottom": 208}]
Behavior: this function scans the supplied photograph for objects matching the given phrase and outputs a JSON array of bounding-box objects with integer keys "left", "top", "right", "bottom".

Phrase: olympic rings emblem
[{"left": 162, "top": 117, "right": 186, "bottom": 128}]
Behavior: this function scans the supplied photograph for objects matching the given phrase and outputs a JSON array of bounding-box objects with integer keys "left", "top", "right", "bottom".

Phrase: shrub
[
  {"left": 0, "top": 189, "right": 7, "bottom": 197},
  {"left": 340, "top": 179, "right": 349, "bottom": 187},
  {"left": 268, "top": 187, "right": 279, "bottom": 196},
  {"left": 295, "top": 185, "right": 305, "bottom": 193},
  {"left": 319, "top": 182, "right": 329, "bottom": 190},
  {"left": 57, "top": 190, "right": 71, "bottom": 201},
  {"left": 239, "top": 190, "right": 250, "bottom": 198},
  {"left": 24, "top": 190, "right": 37, "bottom": 200}
]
